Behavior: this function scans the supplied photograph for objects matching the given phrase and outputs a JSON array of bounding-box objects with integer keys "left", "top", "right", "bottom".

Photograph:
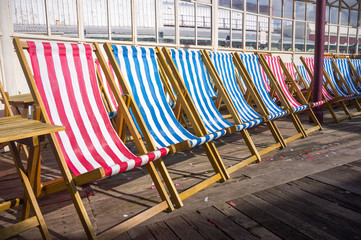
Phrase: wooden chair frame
[
  {"left": 103, "top": 43, "right": 232, "bottom": 207},
  {"left": 300, "top": 56, "right": 353, "bottom": 123},
  {"left": 13, "top": 38, "right": 189, "bottom": 239},
  {"left": 200, "top": 50, "right": 287, "bottom": 152},
  {"left": 257, "top": 54, "right": 322, "bottom": 136},
  {"left": 232, "top": 52, "right": 317, "bottom": 144}
]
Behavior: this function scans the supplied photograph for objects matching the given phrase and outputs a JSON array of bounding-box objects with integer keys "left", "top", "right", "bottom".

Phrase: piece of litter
[
  {"left": 315, "top": 148, "right": 319, "bottom": 150},
  {"left": 156, "top": 195, "right": 160, "bottom": 198},
  {"left": 123, "top": 214, "right": 128, "bottom": 217},
  {"left": 175, "top": 183, "right": 181, "bottom": 186},
  {"left": 286, "top": 158, "right": 292, "bottom": 161},
  {"left": 265, "top": 158, "right": 269, "bottom": 161},
  {"left": 189, "top": 163, "right": 193, "bottom": 166},
  {"left": 204, "top": 197, "right": 209, "bottom": 202},
  {"left": 271, "top": 155, "right": 274, "bottom": 157},
  {"left": 270, "top": 158, "right": 273, "bottom": 161},
  {"left": 236, "top": 140, "right": 243, "bottom": 143},
  {"left": 290, "top": 148, "right": 294, "bottom": 151},
  {"left": 246, "top": 164, "right": 249, "bottom": 167},
  {"left": 126, "top": 177, "right": 132, "bottom": 181},
  {"left": 151, "top": 182, "right": 155, "bottom": 186},
  {"left": 229, "top": 202, "right": 236, "bottom": 206},
  {"left": 133, "top": 172, "right": 136, "bottom": 174},
  {"left": 209, "top": 220, "right": 216, "bottom": 227},
  {"left": 61, "top": 197, "right": 66, "bottom": 200},
  {"left": 297, "top": 152, "right": 301, "bottom": 154},
  {"left": 152, "top": 186, "right": 156, "bottom": 189},
  {"left": 258, "top": 162, "right": 261, "bottom": 164}
]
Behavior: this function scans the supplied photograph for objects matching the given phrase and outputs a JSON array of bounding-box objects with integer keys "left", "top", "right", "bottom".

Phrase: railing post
[{"left": 312, "top": 0, "right": 326, "bottom": 123}]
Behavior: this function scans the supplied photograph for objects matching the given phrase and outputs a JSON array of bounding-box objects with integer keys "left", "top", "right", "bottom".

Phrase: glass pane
[
  {"left": 359, "top": 33, "right": 361, "bottom": 54},
  {"left": 12, "top": 0, "right": 47, "bottom": 34},
  {"left": 258, "top": 16, "right": 269, "bottom": 50},
  {"left": 179, "top": 1, "right": 195, "bottom": 45},
  {"left": 48, "top": 0, "right": 78, "bottom": 38},
  {"left": 232, "top": 11, "right": 243, "bottom": 48},
  {"left": 283, "top": 20, "right": 292, "bottom": 51},
  {"left": 245, "top": 14, "right": 257, "bottom": 49},
  {"left": 329, "top": 25, "right": 337, "bottom": 53},
  {"left": 272, "top": 0, "right": 282, "bottom": 17},
  {"left": 295, "top": 22, "right": 305, "bottom": 52},
  {"left": 271, "top": 19, "right": 281, "bottom": 50},
  {"left": 325, "top": 6, "right": 329, "bottom": 23},
  {"left": 218, "top": 9, "right": 230, "bottom": 47},
  {"left": 295, "top": 1, "right": 305, "bottom": 20},
  {"left": 232, "top": 0, "right": 244, "bottom": 11},
  {"left": 350, "top": 10, "right": 358, "bottom": 27},
  {"left": 83, "top": 0, "right": 108, "bottom": 39},
  {"left": 110, "top": 0, "right": 132, "bottom": 41},
  {"left": 324, "top": 25, "right": 329, "bottom": 53},
  {"left": 348, "top": 28, "right": 357, "bottom": 54},
  {"left": 259, "top": 0, "right": 269, "bottom": 15},
  {"left": 306, "top": 23, "right": 315, "bottom": 52},
  {"left": 307, "top": 3, "right": 316, "bottom": 22},
  {"left": 246, "top": 0, "right": 257, "bottom": 13},
  {"left": 219, "top": 0, "right": 230, "bottom": 8},
  {"left": 197, "top": 4, "right": 211, "bottom": 46},
  {"left": 340, "top": 8, "right": 348, "bottom": 25},
  {"left": 159, "top": 0, "right": 175, "bottom": 44},
  {"left": 284, "top": 0, "right": 293, "bottom": 19},
  {"left": 198, "top": 0, "right": 211, "bottom": 3},
  {"left": 136, "top": 0, "right": 156, "bottom": 42},
  {"left": 330, "top": 7, "right": 338, "bottom": 24}
]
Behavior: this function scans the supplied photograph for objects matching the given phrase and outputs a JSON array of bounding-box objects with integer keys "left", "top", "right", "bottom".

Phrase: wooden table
[
  {"left": 0, "top": 116, "right": 65, "bottom": 240},
  {"left": 0, "top": 93, "right": 34, "bottom": 117}
]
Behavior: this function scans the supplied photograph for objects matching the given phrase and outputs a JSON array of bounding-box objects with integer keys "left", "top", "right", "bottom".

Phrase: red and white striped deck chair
[
  {"left": 258, "top": 54, "right": 322, "bottom": 136},
  {"left": 14, "top": 38, "right": 178, "bottom": 238}
]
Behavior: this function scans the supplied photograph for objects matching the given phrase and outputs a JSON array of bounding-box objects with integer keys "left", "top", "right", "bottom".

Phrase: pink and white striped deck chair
[
  {"left": 14, "top": 38, "right": 177, "bottom": 237},
  {"left": 258, "top": 54, "right": 322, "bottom": 135}
]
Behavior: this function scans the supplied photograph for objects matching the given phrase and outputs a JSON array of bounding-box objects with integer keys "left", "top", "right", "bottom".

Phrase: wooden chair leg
[
  {"left": 353, "top": 99, "right": 361, "bottom": 112},
  {"left": 267, "top": 120, "right": 287, "bottom": 148},
  {"left": 239, "top": 129, "right": 261, "bottom": 162},
  {"left": 289, "top": 113, "right": 307, "bottom": 138},
  {"left": 147, "top": 161, "right": 176, "bottom": 211},
  {"left": 307, "top": 109, "right": 323, "bottom": 130},
  {"left": 325, "top": 102, "right": 340, "bottom": 123},
  {"left": 202, "top": 142, "right": 230, "bottom": 182},
  {"left": 339, "top": 101, "right": 352, "bottom": 119}
]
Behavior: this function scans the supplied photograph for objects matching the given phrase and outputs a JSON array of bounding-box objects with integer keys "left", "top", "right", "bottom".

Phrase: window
[
  {"left": 271, "top": 19, "right": 282, "bottom": 50},
  {"left": 83, "top": 0, "right": 108, "bottom": 39},
  {"left": 259, "top": 0, "right": 269, "bottom": 15},
  {"left": 136, "top": 0, "right": 156, "bottom": 42},
  {"left": 306, "top": 3, "right": 316, "bottom": 22},
  {"left": 306, "top": 23, "right": 315, "bottom": 52},
  {"left": 218, "top": 9, "right": 230, "bottom": 47},
  {"left": 232, "top": 11, "right": 243, "bottom": 48},
  {"left": 232, "top": 0, "right": 244, "bottom": 11},
  {"left": 295, "top": 1, "right": 305, "bottom": 21},
  {"left": 198, "top": 4, "right": 211, "bottom": 46},
  {"left": 283, "top": 20, "right": 292, "bottom": 51},
  {"left": 295, "top": 22, "right": 305, "bottom": 52},
  {"left": 258, "top": 16, "right": 269, "bottom": 50},
  {"left": 272, "top": 0, "right": 282, "bottom": 17},
  {"left": 12, "top": 0, "right": 47, "bottom": 34},
  {"left": 246, "top": 0, "right": 257, "bottom": 13},
  {"left": 245, "top": 14, "right": 257, "bottom": 49},
  {"left": 284, "top": 0, "right": 293, "bottom": 19},
  {"left": 219, "top": 0, "right": 230, "bottom": 8},
  {"left": 159, "top": 0, "right": 175, "bottom": 43},
  {"left": 340, "top": 8, "right": 349, "bottom": 26},
  {"left": 110, "top": 0, "right": 131, "bottom": 41},
  {"left": 179, "top": 1, "right": 195, "bottom": 45}
]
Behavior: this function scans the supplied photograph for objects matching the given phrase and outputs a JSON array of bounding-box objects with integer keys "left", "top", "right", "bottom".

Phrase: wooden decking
[
  {"left": 117, "top": 162, "right": 361, "bottom": 240},
  {"left": 1, "top": 108, "right": 361, "bottom": 239}
]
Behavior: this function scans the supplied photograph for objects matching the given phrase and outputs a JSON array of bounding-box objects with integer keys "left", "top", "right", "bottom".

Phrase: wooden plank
[
  {"left": 242, "top": 194, "right": 339, "bottom": 240},
  {"left": 146, "top": 221, "right": 178, "bottom": 240},
  {"left": 127, "top": 225, "right": 156, "bottom": 240},
  {"left": 214, "top": 203, "right": 281, "bottom": 240},
  {"left": 0, "top": 216, "right": 39, "bottom": 239},
  {"left": 164, "top": 215, "right": 205, "bottom": 240},
  {"left": 255, "top": 186, "right": 361, "bottom": 239},
  {"left": 278, "top": 183, "right": 361, "bottom": 226},
  {"left": 182, "top": 212, "right": 231, "bottom": 240},
  {"left": 348, "top": 160, "right": 361, "bottom": 168},
  {"left": 231, "top": 198, "right": 311, "bottom": 240},
  {"left": 292, "top": 177, "right": 361, "bottom": 214},
  {"left": 196, "top": 206, "right": 257, "bottom": 240}
]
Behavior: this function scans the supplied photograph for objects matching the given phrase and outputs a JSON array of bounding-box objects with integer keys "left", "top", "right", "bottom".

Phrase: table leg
[{"left": 7, "top": 141, "right": 50, "bottom": 239}]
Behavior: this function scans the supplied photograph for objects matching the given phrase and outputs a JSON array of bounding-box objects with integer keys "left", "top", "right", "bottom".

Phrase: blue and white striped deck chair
[
  {"left": 324, "top": 58, "right": 356, "bottom": 99},
  {"left": 167, "top": 49, "right": 265, "bottom": 164},
  {"left": 205, "top": 51, "right": 287, "bottom": 149},
  {"left": 333, "top": 58, "right": 361, "bottom": 97},
  {"left": 350, "top": 59, "right": 361, "bottom": 89},
  {"left": 297, "top": 65, "right": 312, "bottom": 87},
  {"left": 233, "top": 53, "right": 310, "bottom": 140},
  {"left": 105, "top": 44, "right": 231, "bottom": 199}
]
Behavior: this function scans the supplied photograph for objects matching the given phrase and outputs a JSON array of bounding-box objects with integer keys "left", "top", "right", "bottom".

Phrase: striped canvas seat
[
  {"left": 170, "top": 49, "right": 261, "bottom": 132},
  {"left": 26, "top": 41, "right": 169, "bottom": 177},
  {"left": 111, "top": 45, "right": 226, "bottom": 148},
  {"left": 334, "top": 58, "right": 361, "bottom": 96},
  {"left": 264, "top": 56, "right": 310, "bottom": 113},
  {"left": 324, "top": 58, "right": 357, "bottom": 99},
  {"left": 209, "top": 51, "right": 275, "bottom": 123},
  {"left": 237, "top": 54, "right": 288, "bottom": 120},
  {"left": 301, "top": 58, "right": 342, "bottom": 101},
  {"left": 350, "top": 59, "right": 361, "bottom": 87},
  {"left": 284, "top": 62, "right": 303, "bottom": 89}
]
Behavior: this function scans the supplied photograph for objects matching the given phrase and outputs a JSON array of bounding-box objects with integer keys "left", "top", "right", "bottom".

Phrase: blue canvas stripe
[{"left": 334, "top": 59, "right": 361, "bottom": 95}]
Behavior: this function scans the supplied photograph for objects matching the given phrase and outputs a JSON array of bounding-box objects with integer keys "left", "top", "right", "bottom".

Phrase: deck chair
[
  {"left": 284, "top": 62, "right": 309, "bottom": 90},
  {"left": 300, "top": 56, "right": 355, "bottom": 122},
  {"left": 200, "top": 50, "right": 287, "bottom": 151},
  {"left": 332, "top": 58, "right": 361, "bottom": 98},
  {"left": 13, "top": 38, "right": 183, "bottom": 238},
  {"left": 349, "top": 58, "right": 361, "bottom": 89},
  {"left": 160, "top": 47, "right": 266, "bottom": 172},
  {"left": 258, "top": 54, "right": 322, "bottom": 134},
  {"left": 104, "top": 43, "right": 231, "bottom": 204},
  {"left": 232, "top": 53, "right": 312, "bottom": 142}
]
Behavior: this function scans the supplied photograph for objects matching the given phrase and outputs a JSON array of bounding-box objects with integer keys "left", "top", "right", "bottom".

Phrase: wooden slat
[
  {"left": 146, "top": 221, "right": 179, "bottom": 240},
  {"left": 0, "top": 216, "right": 39, "bottom": 240},
  {"left": 164, "top": 215, "right": 206, "bottom": 240}
]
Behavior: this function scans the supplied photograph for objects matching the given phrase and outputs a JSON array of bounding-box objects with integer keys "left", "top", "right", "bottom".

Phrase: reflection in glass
[
  {"left": 136, "top": 0, "right": 156, "bottom": 42},
  {"left": 284, "top": 0, "right": 293, "bottom": 19},
  {"left": 245, "top": 14, "right": 257, "bottom": 50},
  {"left": 84, "top": 0, "right": 108, "bottom": 39},
  {"left": 159, "top": 0, "right": 175, "bottom": 43},
  {"left": 197, "top": 4, "right": 211, "bottom": 46},
  {"left": 306, "top": 23, "right": 315, "bottom": 52},
  {"left": 330, "top": 7, "right": 338, "bottom": 24},
  {"left": 271, "top": 19, "right": 281, "bottom": 50},
  {"left": 272, "top": 0, "right": 282, "bottom": 17},
  {"left": 48, "top": 0, "right": 78, "bottom": 38},
  {"left": 348, "top": 28, "right": 357, "bottom": 54},
  {"left": 283, "top": 20, "right": 292, "bottom": 51},
  {"left": 218, "top": 9, "right": 230, "bottom": 47},
  {"left": 232, "top": 11, "right": 243, "bottom": 48},
  {"left": 307, "top": 3, "right": 315, "bottom": 22},
  {"left": 258, "top": 16, "right": 269, "bottom": 50},
  {"left": 110, "top": 0, "right": 131, "bottom": 41},
  {"left": 246, "top": 0, "right": 257, "bottom": 13},
  {"left": 295, "top": 1, "right": 305, "bottom": 20},
  {"left": 340, "top": 8, "right": 348, "bottom": 26},
  {"left": 232, "top": 0, "right": 244, "bottom": 11},
  {"left": 295, "top": 22, "right": 305, "bottom": 52},
  {"left": 179, "top": 1, "right": 195, "bottom": 45},
  {"left": 259, "top": 0, "right": 269, "bottom": 15},
  {"left": 219, "top": 0, "right": 231, "bottom": 8}
]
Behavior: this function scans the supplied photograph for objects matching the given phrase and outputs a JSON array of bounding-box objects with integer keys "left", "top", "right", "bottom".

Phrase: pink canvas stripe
[
  {"left": 259, "top": 62, "right": 271, "bottom": 92},
  {"left": 284, "top": 63, "right": 297, "bottom": 80},
  {"left": 95, "top": 59, "right": 118, "bottom": 111},
  {"left": 265, "top": 56, "right": 301, "bottom": 108}
]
